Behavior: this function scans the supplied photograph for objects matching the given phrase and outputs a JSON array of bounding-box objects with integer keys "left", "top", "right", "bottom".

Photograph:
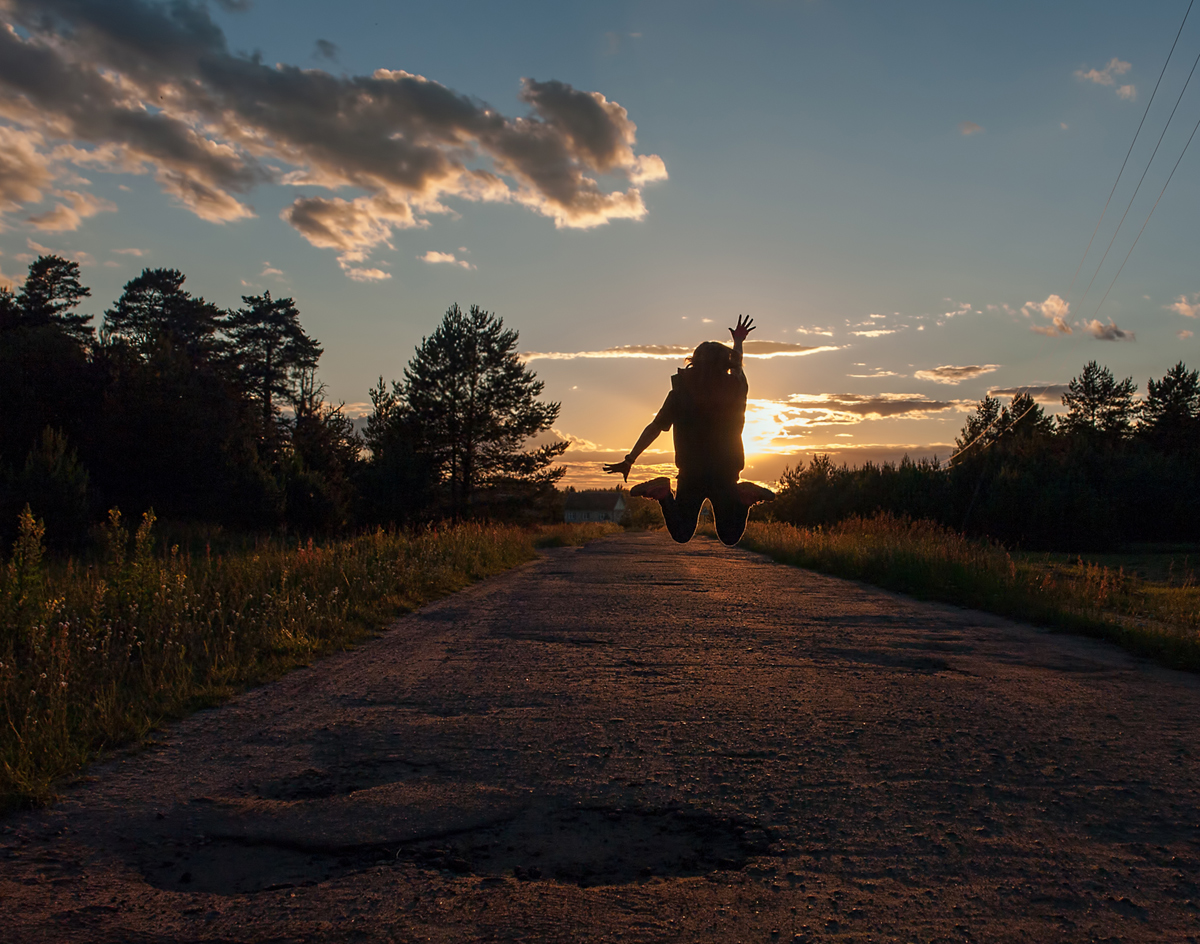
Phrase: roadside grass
[
  {"left": 740, "top": 515, "right": 1200, "bottom": 673},
  {"left": 0, "top": 508, "right": 615, "bottom": 810}
]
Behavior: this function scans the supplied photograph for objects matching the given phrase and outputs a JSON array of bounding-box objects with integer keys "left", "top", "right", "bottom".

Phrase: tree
[
  {"left": 1005, "top": 392, "right": 1054, "bottom": 439},
  {"left": 14, "top": 255, "right": 93, "bottom": 342},
  {"left": 1060, "top": 361, "right": 1139, "bottom": 439},
  {"left": 1140, "top": 361, "right": 1200, "bottom": 452},
  {"left": 955, "top": 395, "right": 1003, "bottom": 453},
  {"left": 225, "top": 291, "right": 322, "bottom": 435},
  {"left": 357, "top": 377, "right": 438, "bottom": 526},
  {"left": 103, "top": 268, "right": 224, "bottom": 361},
  {"left": 403, "top": 303, "right": 566, "bottom": 519}
]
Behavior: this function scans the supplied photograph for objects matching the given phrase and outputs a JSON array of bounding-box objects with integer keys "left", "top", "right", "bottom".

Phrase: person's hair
[{"left": 685, "top": 340, "right": 732, "bottom": 374}]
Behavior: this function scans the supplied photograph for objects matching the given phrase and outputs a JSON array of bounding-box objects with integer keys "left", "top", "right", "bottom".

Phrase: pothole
[
  {"left": 403, "top": 806, "right": 770, "bottom": 886},
  {"left": 137, "top": 805, "right": 769, "bottom": 895},
  {"left": 253, "top": 757, "right": 426, "bottom": 800}
]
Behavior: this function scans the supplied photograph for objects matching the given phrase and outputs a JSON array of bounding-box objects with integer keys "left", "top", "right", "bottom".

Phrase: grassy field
[
  {"left": 0, "top": 507, "right": 619, "bottom": 809},
  {"left": 740, "top": 515, "right": 1200, "bottom": 673}
]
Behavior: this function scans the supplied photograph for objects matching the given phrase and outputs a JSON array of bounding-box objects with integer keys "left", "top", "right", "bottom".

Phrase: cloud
[
  {"left": 1117, "top": 84, "right": 1136, "bottom": 101},
  {"left": 913, "top": 364, "right": 1000, "bottom": 385},
  {"left": 112, "top": 246, "right": 144, "bottom": 256},
  {"left": 795, "top": 326, "right": 834, "bottom": 337},
  {"left": 259, "top": 262, "right": 284, "bottom": 278},
  {"left": 520, "top": 340, "right": 841, "bottom": 361},
  {"left": 943, "top": 300, "right": 973, "bottom": 318},
  {"left": 1168, "top": 294, "right": 1199, "bottom": 318},
  {"left": 313, "top": 39, "right": 338, "bottom": 62},
  {"left": 847, "top": 369, "right": 902, "bottom": 379},
  {"left": 958, "top": 121, "right": 983, "bottom": 135},
  {"left": 419, "top": 249, "right": 473, "bottom": 269},
  {"left": 1076, "top": 57, "right": 1132, "bottom": 86},
  {"left": 281, "top": 193, "right": 418, "bottom": 267},
  {"left": 748, "top": 393, "right": 970, "bottom": 436},
  {"left": 1083, "top": 318, "right": 1135, "bottom": 341},
  {"left": 343, "top": 266, "right": 391, "bottom": 282},
  {"left": 0, "top": 0, "right": 666, "bottom": 273},
  {"left": 851, "top": 328, "right": 899, "bottom": 338},
  {"left": 1023, "top": 293, "right": 1072, "bottom": 335},
  {"left": 0, "top": 125, "right": 53, "bottom": 213},
  {"left": 25, "top": 188, "right": 115, "bottom": 231},
  {"left": 989, "top": 384, "right": 1070, "bottom": 404},
  {"left": 1179, "top": 329, "right": 1193, "bottom": 339}
]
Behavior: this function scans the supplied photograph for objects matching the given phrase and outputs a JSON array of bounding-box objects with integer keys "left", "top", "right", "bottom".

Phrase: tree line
[
  {"left": 1, "top": 255, "right": 564, "bottom": 549},
  {"left": 769, "top": 360, "right": 1200, "bottom": 549}
]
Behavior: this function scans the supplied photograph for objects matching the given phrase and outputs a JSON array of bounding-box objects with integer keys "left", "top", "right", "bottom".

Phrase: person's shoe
[
  {"left": 737, "top": 481, "right": 776, "bottom": 505},
  {"left": 629, "top": 476, "right": 673, "bottom": 501}
]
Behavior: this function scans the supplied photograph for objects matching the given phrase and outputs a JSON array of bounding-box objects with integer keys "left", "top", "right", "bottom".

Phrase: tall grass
[
  {"left": 741, "top": 515, "right": 1200, "bottom": 672},
  {"left": 1, "top": 508, "right": 615, "bottom": 809}
]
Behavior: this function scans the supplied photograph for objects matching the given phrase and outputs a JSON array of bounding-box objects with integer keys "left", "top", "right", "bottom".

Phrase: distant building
[{"left": 563, "top": 489, "right": 626, "bottom": 523}]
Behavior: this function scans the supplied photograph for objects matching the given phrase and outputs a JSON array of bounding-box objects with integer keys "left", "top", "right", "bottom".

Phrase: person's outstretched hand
[
  {"left": 603, "top": 458, "right": 632, "bottom": 482},
  {"left": 730, "top": 314, "right": 756, "bottom": 343}
]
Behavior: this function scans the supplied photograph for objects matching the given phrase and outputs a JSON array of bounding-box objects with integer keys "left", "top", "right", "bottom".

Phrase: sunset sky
[{"left": 3, "top": 0, "right": 1200, "bottom": 487}]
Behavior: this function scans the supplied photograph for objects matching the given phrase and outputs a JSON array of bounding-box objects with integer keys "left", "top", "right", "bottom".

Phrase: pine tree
[
  {"left": 1060, "top": 361, "right": 1139, "bottom": 439},
  {"left": 103, "top": 268, "right": 224, "bottom": 361},
  {"left": 1141, "top": 361, "right": 1200, "bottom": 452},
  {"left": 226, "top": 291, "right": 322, "bottom": 434},
  {"left": 403, "top": 303, "right": 566, "bottom": 519}
]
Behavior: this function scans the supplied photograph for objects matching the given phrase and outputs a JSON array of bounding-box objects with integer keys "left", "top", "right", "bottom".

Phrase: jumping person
[{"left": 603, "top": 315, "right": 774, "bottom": 546}]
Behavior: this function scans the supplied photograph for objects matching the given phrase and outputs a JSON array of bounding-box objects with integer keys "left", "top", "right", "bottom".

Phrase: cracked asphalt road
[{"left": 2, "top": 531, "right": 1200, "bottom": 942}]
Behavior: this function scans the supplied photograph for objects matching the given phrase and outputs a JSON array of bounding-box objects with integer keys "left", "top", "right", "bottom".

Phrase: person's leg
[
  {"left": 711, "top": 480, "right": 752, "bottom": 546},
  {"left": 660, "top": 477, "right": 705, "bottom": 543}
]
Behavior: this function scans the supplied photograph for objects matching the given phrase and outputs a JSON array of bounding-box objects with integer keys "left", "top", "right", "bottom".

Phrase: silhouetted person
[{"left": 604, "top": 315, "right": 774, "bottom": 546}]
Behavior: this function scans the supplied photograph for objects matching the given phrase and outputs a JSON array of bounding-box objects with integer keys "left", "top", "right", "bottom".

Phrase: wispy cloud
[
  {"left": 1083, "top": 318, "right": 1135, "bottom": 341},
  {"left": 259, "top": 262, "right": 285, "bottom": 279},
  {"left": 1076, "top": 57, "right": 1135, "bottom": 100},
  {"left": 520, "top": 340, "right": 842, "bottom": 361},
  {"left": 851, "top": 328, "right": 899, "bottom": 338},
  {"left": 750, "top": 393, "right": 970, "bottom": 432},
  {"left": 795, "top": 326, "right": 835, "bottom": 337},
  {"left": 344, "top": 266, "right": 391, "bottom": 282},
  {"left": 25, "top": 189, "right": 115, "bottom": 231},
  {"left": 1076, "top": 57, "right": 1132, "bottom": 86},
  {"left": 112, "top": 247, "right": 145, "bottom": 256},
  {"left": 419, "top": 250, "right": 474, "bottom": 269},
  {"left": 1179, "top": 329, "right": 1193, "bottom": 339},
  {"left": 313, "top": 39, "right": 338, "bottom": 62},
  {"left": 989, "top": 384, "right": 1070, "bottom": 404},
  {"left": 847, "top": 369, "right": 902, "bottom": 379},
  {"left": 958, "top": 121, "right": 983, "bottom": 136},
  {"left": 913, "top": 364, "right": 1000, "bottom": 385}
]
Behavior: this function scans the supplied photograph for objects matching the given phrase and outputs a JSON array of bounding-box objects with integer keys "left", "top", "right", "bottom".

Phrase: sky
[{"left": 3, "top": 0, "right": 1200, "bottom": 488}]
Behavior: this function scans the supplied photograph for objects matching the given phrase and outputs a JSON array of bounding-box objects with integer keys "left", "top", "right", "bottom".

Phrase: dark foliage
[
  {"left": 771, "top": 361, "right": 1200, "bottom": 551},
  {"left": 1, "top": 257, "right": 566, "bottom": 548}
]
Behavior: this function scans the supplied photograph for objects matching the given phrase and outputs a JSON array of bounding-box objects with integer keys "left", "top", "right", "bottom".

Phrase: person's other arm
[{"left": 603, "top": 394, "right": 673, "bottom": 482}]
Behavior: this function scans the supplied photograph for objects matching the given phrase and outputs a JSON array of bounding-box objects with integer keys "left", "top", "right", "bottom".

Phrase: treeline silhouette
[
  {"left": 770, "top": 361, "right": 1200, "bottom": 550},
  {"left": 1, "top": 255, "right": 563, "bottom": 549}
]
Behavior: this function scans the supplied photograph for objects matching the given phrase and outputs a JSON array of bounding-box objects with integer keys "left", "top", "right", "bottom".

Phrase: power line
[
  {"left": 1092, "top": 108, "right": 1200, "bottom": 319},
  {"left": 1068, "top": 0, "right": 1195, "bottom": 298},
  {"left": 1080, "top": 42, "right": 1200, "bottom": 305}
]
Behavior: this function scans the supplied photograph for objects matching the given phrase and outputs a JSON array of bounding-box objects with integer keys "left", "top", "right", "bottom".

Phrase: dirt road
[{"left": 3, "top": 531, "right": 1200, "bottom": 942}]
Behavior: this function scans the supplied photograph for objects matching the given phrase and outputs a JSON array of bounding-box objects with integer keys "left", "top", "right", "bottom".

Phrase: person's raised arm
[
  {"left": 603, "top": 422, "right": 662, "bottom": 482},
  {"left": 729, "top": 314, "right": 754, "bottom": 377}
]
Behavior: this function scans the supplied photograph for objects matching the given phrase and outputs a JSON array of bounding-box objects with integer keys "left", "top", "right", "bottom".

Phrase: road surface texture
[{"left": 2, "top": 531, "right": 1200, "bottom": 943}]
